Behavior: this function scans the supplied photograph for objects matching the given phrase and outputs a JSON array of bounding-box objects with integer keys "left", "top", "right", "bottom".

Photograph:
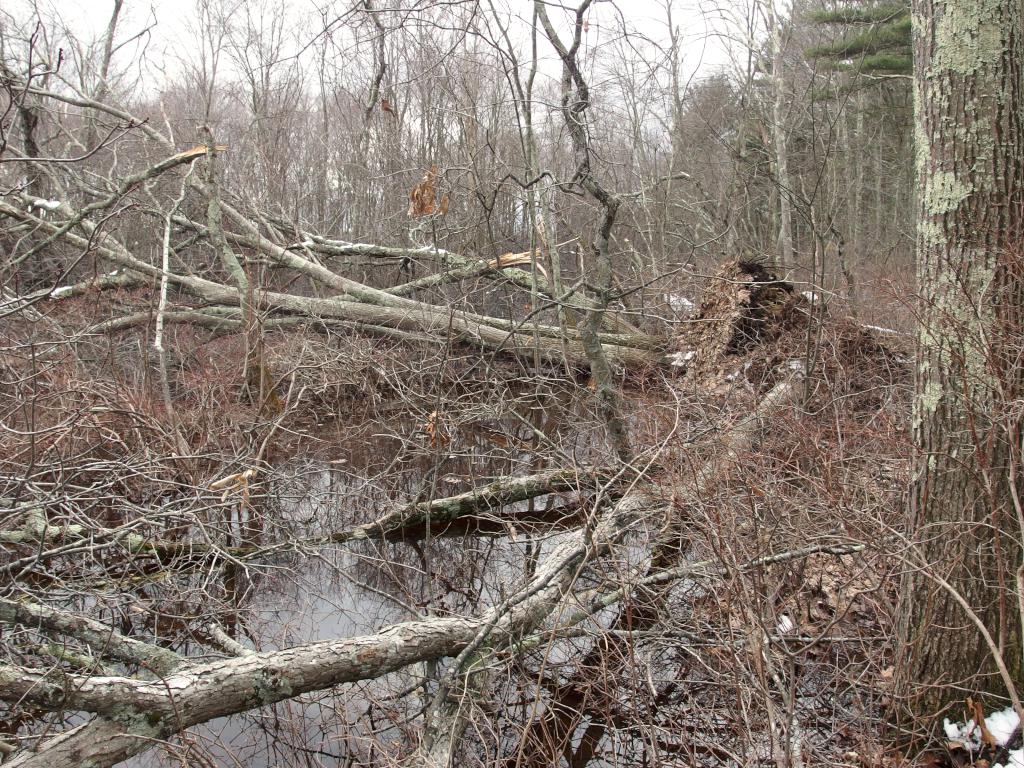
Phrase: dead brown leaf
[
  {"left": 408, "top": 165, "right": 444, "bottom": 218},
  {"left": 968, "top": 697, "right": 998, "bottom": 747}
]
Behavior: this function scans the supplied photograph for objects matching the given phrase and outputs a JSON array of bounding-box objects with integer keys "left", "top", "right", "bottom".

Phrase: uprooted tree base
[{"left": 674, "top": 259, "right": 909, "bottom": 400}]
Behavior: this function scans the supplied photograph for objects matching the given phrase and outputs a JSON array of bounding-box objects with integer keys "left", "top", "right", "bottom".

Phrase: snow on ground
[
  {"left": 989, "top": 709, "right": 1023, "bottom": 746},
  {"left": 945, "top": 706, "right": 1022, "bottom": 766},
  {"left": 667, "top": 350, "right": 695, "bottom": 367},
  {"left": 663, "top": 293, "right": 694, "bottom": 312}
]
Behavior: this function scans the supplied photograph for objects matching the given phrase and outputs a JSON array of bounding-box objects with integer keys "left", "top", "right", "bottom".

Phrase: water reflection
[{"left": 130, "top": 388, "right": 607, "bottom": 766}]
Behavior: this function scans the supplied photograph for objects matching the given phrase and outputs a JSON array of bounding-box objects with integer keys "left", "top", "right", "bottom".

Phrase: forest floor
[{"left": 9, "top": 259, "right": 1002, "bottom": 767}]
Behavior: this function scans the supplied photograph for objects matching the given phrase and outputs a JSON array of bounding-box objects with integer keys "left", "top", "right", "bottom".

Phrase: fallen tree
[
  {"left": 0, "top": 15, "right": 908, "bottom": 766},
  {"left": 0, "top": 465, "right": 614, "bottom": 562},
  {"left": 0, "top": 77, "right": 663, "bottom": 372},
  {"left": 2, "top": 470, "right": 661, "bottom": 768},
  {"left": 0, "top": 375, "right": 820, "bottom": 768},
  {"left": 0, "top": 252, "right": 905, "bottom": 765},
  {"left": 0, "top": 196, "right": 663, "bottom": 370}
]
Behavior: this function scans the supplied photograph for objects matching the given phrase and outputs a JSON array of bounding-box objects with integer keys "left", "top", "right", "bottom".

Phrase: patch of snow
[
  {"left": 862, "top": 323, "right": 900, "bottom": 336},
  {"left": 988, "top": 707, "right": 1021, "bottom": 746},
  {"left": 663, "top": 293, "right": 694, "bottom": 312},
  {"left": 945, "top": 707, "right": 1020, "bottom": 752},
  {"left": 49, "top": 286, "right": 73, "bottom": 299},
  {"left": 776, "top": 613, "right": 795, "bottom": 634},
  {"left": 994, "top": 747, "right": 1024, "bottom": 768},
  {"left": 802, "top": 290, "right": 817, "bottom": 302},
  {"left": 668, "top": 350, "right": 696, "bottom": 368},
  {"left": 945, "top": 718, "right": 967, "bottom": 742}
]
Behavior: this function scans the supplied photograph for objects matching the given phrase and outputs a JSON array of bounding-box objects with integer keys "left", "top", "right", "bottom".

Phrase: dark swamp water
[
  {"left": 98, "top": 359, "right": 873, "bottom": 768},
  {"left": 127, "top": 383, "right": 634, "bottom": 767}
]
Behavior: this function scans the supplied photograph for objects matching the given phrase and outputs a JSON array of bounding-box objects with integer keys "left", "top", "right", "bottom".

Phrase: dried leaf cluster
[{"left": 408, "top": 164, "right": 449, "bottom": 218}]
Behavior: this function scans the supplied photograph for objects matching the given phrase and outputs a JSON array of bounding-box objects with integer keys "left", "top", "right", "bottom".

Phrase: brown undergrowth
[
  {"left": 612, "top": 259, "right": 914, "bottom": 765},
  {"left": 0, "top": 259, "right": 916, "bottom": 766}
]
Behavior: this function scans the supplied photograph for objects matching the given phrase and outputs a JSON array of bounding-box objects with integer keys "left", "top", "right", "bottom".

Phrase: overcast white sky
[{"left": 7, "top": 0, "right": 754, "bottom": 86}]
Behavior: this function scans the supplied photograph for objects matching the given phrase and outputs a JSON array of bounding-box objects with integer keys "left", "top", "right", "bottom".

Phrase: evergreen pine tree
[{"left": 806, "top": 1, "right": 911, "bottom": 74}]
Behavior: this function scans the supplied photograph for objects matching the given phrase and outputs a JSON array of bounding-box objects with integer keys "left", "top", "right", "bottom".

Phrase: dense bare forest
[{"left": 0, "top": 0, "right": 1021, "bottom": 766}]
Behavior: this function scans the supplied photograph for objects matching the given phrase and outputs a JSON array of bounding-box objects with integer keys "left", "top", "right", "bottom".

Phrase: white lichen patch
[
  {"left": 933, "top": 0, "right": 1004, "bottom": 75},
  {"left": 918, "top": 220, "right": 947, "bottom": 248},
  {"left": 923, "top": 170, "right": 971, "bottom": 215},
  {"left": 919, "top": 379, "right": 944, "bottom": 415}
]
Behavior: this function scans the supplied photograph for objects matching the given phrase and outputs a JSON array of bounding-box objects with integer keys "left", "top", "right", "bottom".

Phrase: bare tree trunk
[
  {"left": 202, "top": 130, "right": 264, "bottom": 407},
  {"left": 768, "top": 0, "right": 794, "bottom": 270},
  {"left": 155, "top": 177, "right": 191, "bottom": 456},
  {"left": 898, "top": 0, "right": 1024, "bottom": 720},
  {"left": 86, "top": 0, "right": 123, "bottom": 148},
  {"left": 853, "top": 91, "right": 865, "bottom": 267},
  {"left": 535, "top": 0, "right": 632, "bottom": 463}
]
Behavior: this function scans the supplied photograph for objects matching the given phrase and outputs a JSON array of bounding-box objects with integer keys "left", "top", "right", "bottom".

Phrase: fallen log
[
  {"left": 2, "top": 479, "right": 662, "bottom": 768},
  {"left": 291, "top": 234, "right": 641, "bottom": 334},
  {"left": 0, "top": 201, "right": 664, "bottom": 369},
  {"left": 432, "top": 374, "right": 806, "bottom": 768},
  {"left": 0, "top": 466, "right": 613, "bottom": 566}
]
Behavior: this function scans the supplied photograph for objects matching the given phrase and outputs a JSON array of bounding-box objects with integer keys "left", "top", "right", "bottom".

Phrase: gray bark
[
  {"left": 4, "top": 487, "right": 661, "bottom": 768},
  {"left": 0, "top": 201, "right": 661, "bottom": 370},
  {"left": 898, "top": 0, "right": 1024, "bottom": 718},
  {"left": 535, "top": 0, "right": 633, "bottom": 462},
  {"left": 768, "top": 0, "right": 795, "bottom": 269}
]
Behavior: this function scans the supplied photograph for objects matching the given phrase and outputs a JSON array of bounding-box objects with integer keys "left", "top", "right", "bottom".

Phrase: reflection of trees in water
[
  {"left": 159, "top": 399, "right": 600, "bottom": 766},
  {"left": 252, "top": 400, "right": 590, "bottom": 618},
  {"left": 2, "top": 376, "right": 893, "bottom": 768},
  {"left": 0, "top": 387, "right": 613, "bottom": 766}
]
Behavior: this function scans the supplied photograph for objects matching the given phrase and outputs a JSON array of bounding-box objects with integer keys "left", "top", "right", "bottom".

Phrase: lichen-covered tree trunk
[{"left": 898, "top": 0, "right": 1024, "bottom": 719}]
